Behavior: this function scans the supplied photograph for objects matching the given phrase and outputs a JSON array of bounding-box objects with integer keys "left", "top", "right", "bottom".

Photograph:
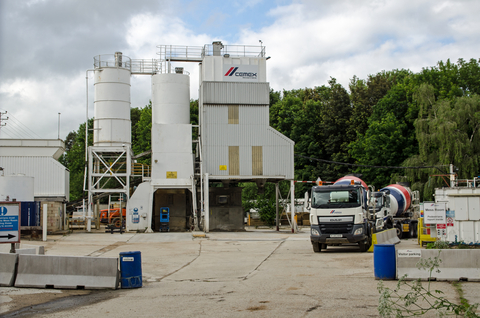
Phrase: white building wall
[{"left": 0, "top": 156, "right": 69, "bottom": 199}]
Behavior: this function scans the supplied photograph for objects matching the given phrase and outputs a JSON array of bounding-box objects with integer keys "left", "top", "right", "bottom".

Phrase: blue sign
[{"left": 0, "top": 203, "right": 21, "bottom": 243}]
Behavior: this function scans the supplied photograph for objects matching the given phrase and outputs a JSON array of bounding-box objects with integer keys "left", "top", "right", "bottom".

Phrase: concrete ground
[{"left": 1, "top": 227, "right": 479, "bottom": 317}]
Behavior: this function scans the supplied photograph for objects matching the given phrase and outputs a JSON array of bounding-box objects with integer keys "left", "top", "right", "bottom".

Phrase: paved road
[{"left": 1, "top": 229, "right": 479, "bottom": 317}]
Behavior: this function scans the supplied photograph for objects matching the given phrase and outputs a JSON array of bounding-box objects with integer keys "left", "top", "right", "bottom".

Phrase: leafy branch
[{"left": 377, "top": 251, "right": 479, "bottom": 317}]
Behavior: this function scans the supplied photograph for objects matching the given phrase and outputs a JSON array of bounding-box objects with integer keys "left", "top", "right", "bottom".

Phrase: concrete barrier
[
  {"left": 15, "top": 248, "right": 37, "bottom": 255},
  {"left": 383, "top": 229, "right": 401, "bottom": 245},
  {"left": 0, "top": 244, "right": 45, "bottom": 255},
  {"left": 397, "top": 249, "right": 480, "bottom": 281},
  {"left": 368, "top": 229, "right": 400, "bottom": 252},
  {"left": 15, "top": 254, "right": 119, "bottom": 289},
  {"left": 0, "top": 253, "right": 18, "bottom": 287}
]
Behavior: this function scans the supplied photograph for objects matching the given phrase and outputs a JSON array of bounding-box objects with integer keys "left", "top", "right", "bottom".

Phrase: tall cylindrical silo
[
  {"left": 150, "top": 71, "right": 193, "bottom": 183},
  {"left": 93, "top": 53, "right": 132, "bottom": 147},
  {"left": 152, "top": 72, "right": 190, "bottom": 125}
]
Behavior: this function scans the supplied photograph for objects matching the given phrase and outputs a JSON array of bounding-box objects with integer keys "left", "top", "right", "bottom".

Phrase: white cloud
[
  {"left": 2, "top": 0, "right": 480, "bottom": 140},
  {"left": 0, "top": 73, "right": 86, "bottom": 139},
  {"left": 124, "top": 12, "right": 212, "bottom": 102},
  {"left": 239, "top": 0, "right": 480, "bottom": 91}
]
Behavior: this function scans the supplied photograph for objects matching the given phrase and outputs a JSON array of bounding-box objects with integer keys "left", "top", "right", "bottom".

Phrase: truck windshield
[
  {"left": 311, "top": 189, "right": 361, "bottom": 208},
  {"left": 370, "top": 196, "right": 383, "bottom": 209}
]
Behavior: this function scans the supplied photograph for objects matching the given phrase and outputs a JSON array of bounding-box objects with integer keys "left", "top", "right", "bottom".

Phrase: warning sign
[
  {"left": 447, "top": 217, "right": 454, "bottom": 227},
  {"left": 166, "top": 171, "right": 177, "bottom": 179}
]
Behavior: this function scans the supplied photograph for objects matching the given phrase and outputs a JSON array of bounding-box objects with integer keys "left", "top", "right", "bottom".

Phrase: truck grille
[{"left": 319, "top": 222, "right": 354, "bottom": 234}]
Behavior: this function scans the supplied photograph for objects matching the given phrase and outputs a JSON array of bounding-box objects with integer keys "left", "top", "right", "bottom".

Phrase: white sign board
[
  {"left": 398, "top": 250, "right": 422, "bottom": 258},
  {"left": 424, "top": 202, "right": 446, "bottom": 224},
  {"left": 223, "top": 64, "right": 259, "bottom": 82},
  {"left": 0, "top": 203, "right": 21, "bottom": 243}
]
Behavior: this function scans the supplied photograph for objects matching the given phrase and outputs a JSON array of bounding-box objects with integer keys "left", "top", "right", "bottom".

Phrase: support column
[
  {"left": 42, "top": 203, "right": 47, "bottom": 241},
  {"left": 449, "top": 164, "right": 455, "bottom": 187},
  {"left": 87, "top": 147, "right": 93, "bottom": 232},
  {"left": 275, "top": 182, "right": 279, "bottom": 231},
  {"left": 204, "top": 173, "right": 209, "bottom": 233},
  {"left": 291, "top": 180, "right": 295, "bottom": 233},
  {"left": 192, "top": 175, "right": 199, "bottom": 231}
]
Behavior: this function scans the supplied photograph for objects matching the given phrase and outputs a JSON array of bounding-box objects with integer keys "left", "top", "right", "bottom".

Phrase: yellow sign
[
  {"left": 166, "top": 171, "right": 177, "bottom": 179},
  {"left": 219, "top": 165, "right": 227, "bottom": 171}
]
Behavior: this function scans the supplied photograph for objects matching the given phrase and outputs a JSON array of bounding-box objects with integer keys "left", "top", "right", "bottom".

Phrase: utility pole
[
  {"left": 0, "top": 111, "right": 8, "bottom": 131},
  {"left": 58, "top": 112, "right": 61, "bottom": 139}
]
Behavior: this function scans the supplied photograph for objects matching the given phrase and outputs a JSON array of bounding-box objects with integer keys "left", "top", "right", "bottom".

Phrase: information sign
[
  {"left": 424, "top": 202, "right": 446, "bottom": 224},
  {"left": 0, "top": 202, "right": 21, "bottom": 244}
]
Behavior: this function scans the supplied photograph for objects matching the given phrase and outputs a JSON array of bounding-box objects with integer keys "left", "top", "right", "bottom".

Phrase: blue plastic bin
[
  {"left": 374, "top": 244, "right": 396, "bottom": 280},
  {"left": 119, "top": 251, "right": 142, "bottom": 288}
]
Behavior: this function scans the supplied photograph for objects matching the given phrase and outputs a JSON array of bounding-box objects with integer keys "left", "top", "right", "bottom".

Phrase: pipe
[{"left": 83, "top": 70, "right": 94, "bottom": 192}]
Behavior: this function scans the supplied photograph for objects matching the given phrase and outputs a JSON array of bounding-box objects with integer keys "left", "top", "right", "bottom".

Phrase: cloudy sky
[{"left": 1, "top": 0, "right": 479, "bottom": 140}]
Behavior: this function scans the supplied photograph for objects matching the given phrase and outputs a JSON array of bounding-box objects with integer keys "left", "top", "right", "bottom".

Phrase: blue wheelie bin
[{"left": 119, "top": 251, "right": 142, "bottom": 288}]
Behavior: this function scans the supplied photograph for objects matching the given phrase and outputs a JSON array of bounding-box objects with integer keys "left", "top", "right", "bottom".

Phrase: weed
[{"left": 377, "top": 251, "right": 479, "bottom": 317}]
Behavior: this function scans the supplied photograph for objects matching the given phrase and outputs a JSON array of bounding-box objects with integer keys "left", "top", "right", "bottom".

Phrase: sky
[{"left": 1, "top": 0, "right": 480, "bottom": 140}]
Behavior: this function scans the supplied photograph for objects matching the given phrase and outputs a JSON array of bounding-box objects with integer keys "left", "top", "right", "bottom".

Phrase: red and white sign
[
  {"left": 436, "top": 224, "right": 446, "bottom": 229},
  {"left": 447, "top": 217, "right": 454, "bottom": 227}
]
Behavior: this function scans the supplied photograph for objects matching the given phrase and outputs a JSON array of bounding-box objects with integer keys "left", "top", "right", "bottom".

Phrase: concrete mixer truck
[
  {"left": 369, "top": 183, "right": 420, "bottom": 239},
  {"left": 308, "top": 176, "right": 374, "bottom": 252}
]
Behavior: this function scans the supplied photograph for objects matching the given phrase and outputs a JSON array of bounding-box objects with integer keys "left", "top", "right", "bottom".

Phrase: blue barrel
[
  {"left": 374, "top": 244, "right": 396, "bottom": 280},
  {"left": 119, "top": 251, "right": 142, "bottom": 288}
]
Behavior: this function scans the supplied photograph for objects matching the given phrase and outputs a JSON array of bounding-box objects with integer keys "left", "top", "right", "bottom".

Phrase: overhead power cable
[
  {"left": 0, "top": 109, "right": 42, "bottom": 139},
  {"left": 295, "top": 154, "right": 448, "bottom": 174}
]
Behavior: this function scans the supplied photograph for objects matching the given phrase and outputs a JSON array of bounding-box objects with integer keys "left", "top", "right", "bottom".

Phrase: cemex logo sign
[
  {"left": 223, "top": 65, "right": 258, "bottom": 82},
  {"left": 224, "top": 67, "right": 257, "bottom": 78}
]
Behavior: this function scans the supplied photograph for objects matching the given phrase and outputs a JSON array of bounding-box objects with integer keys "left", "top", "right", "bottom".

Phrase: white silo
[
  {"left": 151, "top": 69, "right": 193, "bottom": 184},
  {"left": 93, "top": 52, "right": 131, "bottom": 146},
  {"left": 88, "top": 52, "right": 132, "bottom": 232},
  {"left": 127, "top": 68, "right": 195, "bottom": 233}
]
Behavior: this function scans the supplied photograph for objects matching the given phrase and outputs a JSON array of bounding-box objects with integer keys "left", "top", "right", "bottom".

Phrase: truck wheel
[
  {"left": 409, "top": 222, "right": 418, "bottom": 238},
  {"left": 385, "top": 219, "right": 393, "bottom": 229},
  {"left": 396, "top": 225, "right": 403, "bottom": 239},
  {"left": 312, "top": 242, "right": 322, "bottom": 253},
  {"left": 359, "top": 237, "right": 371, "bottom": 252}
]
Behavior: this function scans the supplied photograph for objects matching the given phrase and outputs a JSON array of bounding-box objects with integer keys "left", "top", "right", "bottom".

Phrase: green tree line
[{"left": 61, "top": 58, "right": 480, "bottom": 207}]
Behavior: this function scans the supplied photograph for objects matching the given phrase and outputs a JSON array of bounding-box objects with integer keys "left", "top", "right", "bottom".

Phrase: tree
[
  {"left": 132, "top": 102, "right": 152, "bottom": 165},
  {"left": 349, "top": 69, "right": 412, "bottom": 137},
  {"left": 403, "top": 84, "right": 480, "bottom": 199},
  {"left": 60, "top": 119, "right": 93, "bottom": 201}
]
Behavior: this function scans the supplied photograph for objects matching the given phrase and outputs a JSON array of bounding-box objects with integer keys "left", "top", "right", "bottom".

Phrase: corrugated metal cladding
[
  {"left": 201, "top": 82, "right": 270, "bottom": 105},
  {"left": 204, "top": 105, "right": 269, "bottom": 126},
  {"left": 203, "top": 124, "right": 294, "bottom": 179},
  {"left": 0, "top": 156, "right": 69, "bottom": 198}
]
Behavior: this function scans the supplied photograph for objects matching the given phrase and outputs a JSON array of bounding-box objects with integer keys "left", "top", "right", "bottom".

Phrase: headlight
[
  {"left": 311, "top": 228, "right": 320, "bottom": 236},
  {"left": 354, "top": 227, "right": 363, "bottom": 235}
]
